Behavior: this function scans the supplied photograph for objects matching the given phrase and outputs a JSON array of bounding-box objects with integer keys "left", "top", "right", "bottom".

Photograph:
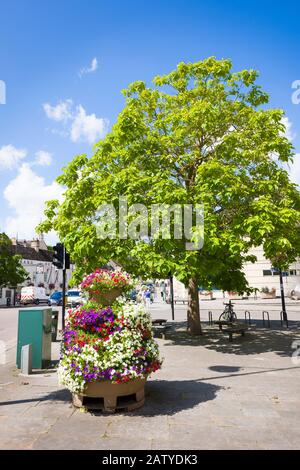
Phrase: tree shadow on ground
[
  {"left": 163, "top": 321, "right": 300, "bottom": 357},
  {"left": 0, "top": 388, "right": 71, "bottom": 407},
  {"left": 209, "top": 365, "right": 241, "bottom": 373}
]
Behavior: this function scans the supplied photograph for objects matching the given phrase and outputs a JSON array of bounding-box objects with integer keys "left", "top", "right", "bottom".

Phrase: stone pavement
[{"left": 0, "top": 302, "right": 300, "bottom": 450}]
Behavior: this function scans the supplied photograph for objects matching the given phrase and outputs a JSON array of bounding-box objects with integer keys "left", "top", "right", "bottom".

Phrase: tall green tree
[
  {"left": 38, "top": 58, "right": 300, "bottom": 334},
  {"left": 0, "top": 233, "right": 28, "bottom": 288}
]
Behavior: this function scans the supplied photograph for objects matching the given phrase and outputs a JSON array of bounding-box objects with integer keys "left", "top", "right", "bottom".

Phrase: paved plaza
[{"left": 0, "top": 299, "right": 300, "bottom": 450}]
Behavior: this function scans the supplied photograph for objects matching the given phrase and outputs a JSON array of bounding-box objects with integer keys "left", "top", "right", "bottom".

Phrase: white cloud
[
  {"left": 0, "top": 145, "right": 27, "bottom": 170},
  {"left": 280, "top": 118, "right": 300, "bottom": 186},
  {"left": 3, "top": 163, "right": 63, "bottom": 241},
  {"left": 289, "top": 153, "right": 300, "bottom": 187},
  {"left": 79, "top": 57, "right": 98, "bottom": 77},
  {"left": 34, "top": 150, "right": 53, "bottom": 167},
  {"left": 281, "top": 116, "right": 295, "bottom": 142},
  {"left": 44, "top": 100, "right": 108, "bottom": 145},
  {"left": 43, "top": 99, "right": 73, "bottom": 122},
  {"left": 70, "top": 105, "right": 108, "bottom": 144},
  {"left": 49, "top": 128, "right": 69, "bottom": 138}
]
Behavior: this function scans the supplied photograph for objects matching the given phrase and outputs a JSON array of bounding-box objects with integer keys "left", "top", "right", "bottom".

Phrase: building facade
[
  {"left": 171, "top": 247, "right": 300, "bottom": 300},
  {"left": 0, "top": 237, "right": 74, "bottom": 306},
  {"left": 242, "top": 246, "right": 300, "bottom": 296}
]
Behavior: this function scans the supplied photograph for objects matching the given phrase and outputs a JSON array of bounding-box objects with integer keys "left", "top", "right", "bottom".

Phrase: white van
[{"left": 20, "top": 286, "right": 48, "bottom": 305}]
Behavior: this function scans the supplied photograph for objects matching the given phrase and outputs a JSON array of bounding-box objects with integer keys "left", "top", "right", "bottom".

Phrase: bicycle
[{"left": 218, "top": 300, "right": 237, "bottom": 323}]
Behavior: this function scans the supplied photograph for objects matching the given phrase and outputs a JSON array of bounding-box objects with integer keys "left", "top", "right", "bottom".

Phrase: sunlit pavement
[{"left": 0, "top": 301, "right": 300, "bottom": 449}]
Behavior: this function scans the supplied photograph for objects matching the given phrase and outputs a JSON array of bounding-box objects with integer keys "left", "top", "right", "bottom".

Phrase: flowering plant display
[
  {"left": 58, "top": 274, "right": 162, "bottom": 394},
  {"left": 80, "top": 269, "right": 132, "bottom": 295}
]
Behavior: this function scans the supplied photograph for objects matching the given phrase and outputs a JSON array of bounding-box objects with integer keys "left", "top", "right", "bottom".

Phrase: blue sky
[{"left": 0, "top": 0, "right": 299, "bottom": 243}]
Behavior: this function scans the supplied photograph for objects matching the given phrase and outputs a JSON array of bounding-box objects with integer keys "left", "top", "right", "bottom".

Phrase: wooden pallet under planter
[{"left": 72, "top": 378, "right": 146, "bottom": 413}]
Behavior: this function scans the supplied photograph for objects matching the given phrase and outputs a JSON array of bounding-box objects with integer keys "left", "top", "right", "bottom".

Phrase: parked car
[
  {"left": 20, "top": 286, "right": 49, "bottom": 305},
  {"left": 48, "top": 291, "right": 63, "bottom": 306},
  {"left": 67, "top": 289, "right": 84, "bottom": 307}
]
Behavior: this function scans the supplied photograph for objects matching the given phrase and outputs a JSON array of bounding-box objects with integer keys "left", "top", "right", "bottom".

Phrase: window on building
[
  {"left": 263, "top": 270, "right": 272, "bottom": 276},
  {"left": 290, "top": 270, "right": 297, "bottom": 276}
]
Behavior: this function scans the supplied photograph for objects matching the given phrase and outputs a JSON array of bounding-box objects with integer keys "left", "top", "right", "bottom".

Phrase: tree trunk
[{"left": 187, "top": 277, "right": 202, "bottom": 335}]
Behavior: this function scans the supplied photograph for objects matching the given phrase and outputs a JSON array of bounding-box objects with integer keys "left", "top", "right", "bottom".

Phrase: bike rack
[
  {"left": 244, "top": 310, "right": 251, "bottom": 325},
  {"left": 262, "top": 311, "right": 270, "bottom": 328},
  {"left": 208, "top": 311, "right": 213, "bottom": 325},
  {"left": 280, "top": 311, "right": 289, "bottom": 328}
]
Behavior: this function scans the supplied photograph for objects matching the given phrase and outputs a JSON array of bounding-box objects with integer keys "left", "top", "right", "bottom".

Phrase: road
[{"left": 1, "top": 296, "right": 300, "bottom": 366}]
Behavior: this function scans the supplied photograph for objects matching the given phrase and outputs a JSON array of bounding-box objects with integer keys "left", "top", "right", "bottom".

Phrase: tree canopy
[
  {"left": 38, "top": 57, "right": 300, "bottom": 334},
  {"left": 0, "top": 233, "right": 28, "bottom": 288}
]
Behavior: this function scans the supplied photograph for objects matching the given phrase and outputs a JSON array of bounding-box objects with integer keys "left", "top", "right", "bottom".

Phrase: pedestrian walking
[
  {"left": 160, "top": 281, "right": 167, "bottom": 302},
  {"left": 144, "top": 289, "right": 151, "bottom": 309}
]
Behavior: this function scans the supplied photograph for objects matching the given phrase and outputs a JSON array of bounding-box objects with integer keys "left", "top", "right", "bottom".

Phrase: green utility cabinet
[{"left": 17, "top": 307, "right": 52, "bottom": 369}]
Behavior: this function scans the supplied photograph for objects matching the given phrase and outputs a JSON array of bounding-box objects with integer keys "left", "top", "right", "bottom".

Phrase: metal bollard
[
  {"left": 208, "top": 311, "right": 213, "bottom": 325},
  {"left": 51, "top": 310, "right": 59, "bottom": 342},
  {"left": 21, "top": 344, "right": 32, "bottom": 375}
]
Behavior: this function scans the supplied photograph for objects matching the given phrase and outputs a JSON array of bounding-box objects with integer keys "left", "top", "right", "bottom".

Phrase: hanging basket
[{"left": 89, "top": 288, "right": 122, "bottom": 306}]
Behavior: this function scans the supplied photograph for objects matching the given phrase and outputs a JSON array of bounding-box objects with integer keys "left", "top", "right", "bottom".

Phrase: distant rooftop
[{"left": 10, "top": 236, "right": 52, "bottom": 262}]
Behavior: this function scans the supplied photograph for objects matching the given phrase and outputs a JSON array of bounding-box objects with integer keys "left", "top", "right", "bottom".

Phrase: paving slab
[{"left": 0, "top": 300, "right": 300, "bottom": 450}]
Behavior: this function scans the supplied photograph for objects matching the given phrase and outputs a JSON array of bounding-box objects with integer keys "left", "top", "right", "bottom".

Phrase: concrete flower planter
[
  {"left": 261, "top": 293, "right": 276, "bottom": 299},
  {"left": 261, "top": 288, "right": 277, "bottom": 299},
  {"left": 199, "top": 291, "right": 213, "bottom": 300},
  {"left": 227, "top": 292, "right": 243, "bottom": 300},
  {"left": 72, "top": 377, "right": 146, "bottom": 412}
]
